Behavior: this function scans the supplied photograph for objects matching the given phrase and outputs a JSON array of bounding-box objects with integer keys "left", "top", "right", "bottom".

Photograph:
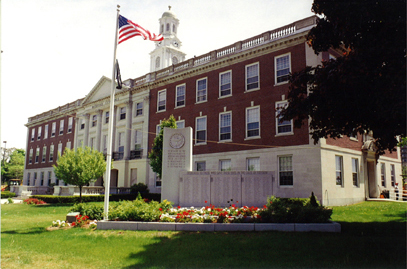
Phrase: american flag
[{"left": 118, "top": 15, "right": 164, "bottom": 44}]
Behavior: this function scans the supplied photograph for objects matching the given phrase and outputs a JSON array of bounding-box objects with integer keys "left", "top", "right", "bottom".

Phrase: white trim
[
  {"left": 275, "top": 101, "right": 293, "bottom": 136},
  {"left": 196, "top": 77, "right": 208, "bottom": 104},
  {"left": 219, "top": 111, "right": 232, "bottom": 142},
  {"left": 195, "top": 116, "right": 207, "bottom": 145},
  {"left": 157, "top": 89, "right": 167, "bottom": 112},
  {"left": 175, "top": 83, "right": 186, "bottom": 108},
  {"left": 219, "top": 70, "right": 232, "bottom": 98},
  {"left": 274, "top": 52, "right": 291, "bottom": 85},
  {"left": 245, "top": 105, "right": 260, "bottom": 139},
  {"left": 245, "top": 62, "right": 260, "bottom": 92}
]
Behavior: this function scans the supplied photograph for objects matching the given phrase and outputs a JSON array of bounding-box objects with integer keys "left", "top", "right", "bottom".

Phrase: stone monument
[{"left": 161, "top": 127, "right": 192, "bottom": 205}]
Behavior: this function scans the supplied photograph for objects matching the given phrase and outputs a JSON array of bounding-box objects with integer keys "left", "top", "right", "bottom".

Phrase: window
[
  {"left": 352, "top": 158, "right": 359, "bottom": 187},
  {"left": 105, "top": 111, "right": 109, "bottom": 123},
  {"left": 160, "top": 24, "right": 164, "bottom": 34},
  {"left": 44, "top": 124, "right": 48, "bottom": 139},
  {"left": 92, "top": 115, "right": 97, "bottom": 127},
  {"left": 29, "top": 149, "right": 33, "bottom": 164},
  {"left": 51, "top": 122, "right": 56, "bottom": 137},
  {"left": 166, "top": 23, "right": 170, "bottom": 31},
  {"left": 103, "top": 135, "right": 107, "bottom": 154},
  {"left": 48, "top": 171, "right": 52, "bottom": 186},
  {"left": 157, "top": 90, "right": 166, "bottom": 111},
  {"left": 135, "top": 130, "right": 142, "bottom": 149},
  {"left": 196, "top": 116, "right": 207, "bottom": 144},
  {"left": 336, "top": 156, "right": 343, "bottom": 186},
  {"left": 49, "top": 145, "right": 54, "bottom": 162},
  {"left": 155, "top": 57, "right": 160, "bottom": 69},
  {"left": 279, "top": 156, "right": 293, "bottom": 186},
  {"left": 55, "top": 175, "right": 59, "bottom": 186},
  {"left": 275, "top": 53, "right": 291, "bottom": 84},
  {"left": 196, "top": 78, "right": 207, "bottom": 103},
  {"left": 176, "top": 120, "right": 185, "bottom": 129},
  {"left": 390, "top": 164, "right": 395, "bottom": 187},
  {"left": 31, "top": 129, "right": 35, "bottom": 142},
  {"left": 219, "top": 71, "right": 232, "bottom": 97},
  {"left": 247, "top": 157, "right": 260, "bottom": 171},
  {"left": 246, "top": 63, "right": 259, "bottom": 91},
  {"left": 34, "top": 172, "right": 37, "bottom": 185},
  {"left": 120, "top": 107, "right": 126, "bottom": 120},
  {"left": 118, "top": 132, "right": 124, "bottom": 160},
  {"left": 275, "top": 101, "right": 293, "bottom": 135},
  {"left": 155, "top": 174, "right": 162, "bottom": 187},
  {"left": 136, "top": 102, "right": 143, "bottom": 116},
  {"left": 37, "top": 126, "right": 42, "bottom": 140},
  {"left": 220, "top": 160, "right": 231, "bottom": 171},
  {"left": 42, "top": 146, "right": 47, "bottom": 163},
  {"left": 27, "top": 173, "right": 31, "bottom": 186},
  {"left": 381, "top": 163, "right": 386, "bottom": 187},
  {"left": 57, "top": 143, "right": 62, "bottom": 160},
  {"left": 196, "top": 161, "right": 206, "bottom": 171},
  {"left": 66, "top": 141, "right": 71, "bottom": 150},
  {"left": 219, "top": 112, "right": 231, "bottom": 141},
  {"left": 40, "top": 172, "right": 44, "bottom": 186},
  {"left": 156, "top": 124, "right": 161, "bottom": 136},
  {"left": 172, "top": 24, "right": 176, "bottom": 33},
  {"left": 246, "top": 107, "right": 260, "bottom": 138},
  {"left": 68, "top": 117, "right": 73, "bottom": 133},
  {"left": 90, "top": 137, "right": 95, "bottom": 149},
  {"left": 172, "top": 56, "right": 178, "bottom": 64},
  {"left": 80, "top": 119, "right": 85, "bottom": 130},
  {"left": 59, "top": 120, "right": 64, "bottom": 135},
  {"left": 35, "top": 147, "right": 40, "bottom": 163},
  {"left": 176, "top": 84, "right": 186, "bottom": 107}
]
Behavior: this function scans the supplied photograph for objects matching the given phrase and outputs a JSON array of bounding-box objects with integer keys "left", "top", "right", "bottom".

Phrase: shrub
[
  {"left": 32, "top": 193, "right": 161, "bottom": 204},
  {"left": 260, "top": 194, "right": 332, "bottom": 223},
  {"left": 24, "top": 198, "right": 46, "bottom": 205},
  {"left": 1, "top": 191, "right": 16, "bottom": 198},
  {"left": 130, "top": 183, "right": 149, "bottom": 195},
  {"left": 70, "top": 203, "right": 104, "bottom": 220}
]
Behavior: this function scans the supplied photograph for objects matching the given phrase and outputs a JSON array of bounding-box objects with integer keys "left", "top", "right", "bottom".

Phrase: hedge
[
  {"left": 1, "top": 191, "right": 16, "bottom": 198},
  {"left": 31, "top": 193, "right": 161, "bottom": 204}
]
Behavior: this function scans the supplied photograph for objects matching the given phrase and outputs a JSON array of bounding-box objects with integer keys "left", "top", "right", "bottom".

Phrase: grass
[{"left": 1, "top": 201, "right": 406, "bottom": 268}]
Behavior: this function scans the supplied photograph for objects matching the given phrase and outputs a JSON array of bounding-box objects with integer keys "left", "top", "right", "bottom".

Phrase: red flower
[
  {"left": 159, "top": 208, "right": 163, "bottom": 211},
  {"left": 236, "top": 201, "right": 239, "bottom": 203},
  {"left": 72, "top": 222, "right": 76, "bottom": 226},
  {"left": 205, "top": 200, "right": 208, "bottom": 203},
  {"left": 177, "top": 206, "right": 181, "bottom": 209}
]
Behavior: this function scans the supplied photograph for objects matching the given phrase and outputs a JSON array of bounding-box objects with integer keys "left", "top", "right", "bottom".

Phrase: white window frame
[
  {"left": 352, "top": 158, "right": 359, "bottom": 187},
  {"left": 49, "top": 145, "right": 54, "bottom": 162},
  {"left": 157, "top": 89, "right": 166, "bottom": 112},
  {"left": 35, "top": 147, "right": 40, "bottom": 163},
  {"left": 275, "top": 101, "right": 293, "bottom": 136},
  {"left": 31, "top": 129, "right": 35, "bottom": 142},
  {"left": 381, "top": 163, "right": 386, "bottom": 187},
  {"left": 155, "top": 174, "right": 162, "bottom": 188},
  {"left": 196, "top": 77, "right": 207, "bottom": 103},
  {"left": 196, "top": 161, "right": 206, "bottom": 171},
  {"left": 105, "top": 111, "right": 109, "bottom": 124},
  {"left": 219, "top": 159, "right": 231, "bottom": 171},
  {"left": 275, "top": 53, "right": 291, "bottom": 85},
  {"left": 176, "top": 120, "right": 185, "bottom": 129},
  {"left": 219, "top": 70, "right": 232, "bottom": 97},
  {"left": 195, "top": 116, "right": 207, "bottom": 145},
  {"left": 51, "top": 122, "right": 56, "bottom": 137},
  {"left": 42, "top": 146, "right": 47, "bottom": 163},
  {"left": 59, "top": 120, "right": 64, "bottom": 135},
  {"left": 136, "top": 102, "right": 143, "bottom": 116},
  {"left": 37, "top": 126, "right": 42, "bottom": 140},
  {"left": 44, "top": 124, "right": 49, "bottom": 139},
  {"left": 175, "top": 84, "right": 186, "bottom": 108},
  {"left": 279, "top": 155, "right": 293, "bottom": 186},
  {"left": 219, "top": 111, "right": 232, "bottom": 142},
  {"left": 390, "top": 164, "right": 396, "bottom": 187},
  {"left": 68, "top": 117, "right": 73, "bottom": 133},
  {"left": 29, "top": 148, "right": 33, "bottom": 164},
  {"left": 92, "top": 115, "right": 97, "bottom": 127},
  {"left": 120, "top": 107, "right": 126, "bottom": 120},
  {"left": 247, "top": 157, "right": 260, "bottom": 171},
  {"left": 246, "top": 106, "right": 260, "bottom": 139},
  {"left": 336, "top": 155, "right": 343, "bottom": 186},
  {"left": 245, "top": 62, "right": 259, "bottom": 91}
]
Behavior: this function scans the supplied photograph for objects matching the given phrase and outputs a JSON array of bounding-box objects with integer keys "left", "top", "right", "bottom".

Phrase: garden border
[{"left": 97, "top": 220, "right": 341, "bottom": 232}]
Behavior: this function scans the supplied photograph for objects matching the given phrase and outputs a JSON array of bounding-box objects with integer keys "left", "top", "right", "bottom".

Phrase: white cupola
[{"left": 150, "top": 6, "right": 186, "bottom": 72}]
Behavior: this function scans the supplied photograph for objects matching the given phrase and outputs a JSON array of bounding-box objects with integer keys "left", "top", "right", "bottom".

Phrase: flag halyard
[{"left": 118, "top": 15, "right": 163, "bottom": 44}]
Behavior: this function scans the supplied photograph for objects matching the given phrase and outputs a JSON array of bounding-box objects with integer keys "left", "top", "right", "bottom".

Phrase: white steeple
[{"left": 150, "top": 6, "right": 186, "bottom": 72}]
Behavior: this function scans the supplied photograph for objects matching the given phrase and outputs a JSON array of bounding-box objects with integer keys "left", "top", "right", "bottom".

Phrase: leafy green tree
[
  {"left": 1, "top": 148, "right": 25, "bottom": 183},
  {"left": 53, "top": 147, "right": 106, "bottom": 202},
  {"left": 282, "top": 0, "right": 406, "bottom": 154},
  {"left": 148, "top": 115, "right": 177, "bottom": 179}
]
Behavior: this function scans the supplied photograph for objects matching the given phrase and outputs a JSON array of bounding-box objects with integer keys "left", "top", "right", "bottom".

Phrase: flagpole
[{"left": 104, "top": 5, "right": 120, "bottom": 220}]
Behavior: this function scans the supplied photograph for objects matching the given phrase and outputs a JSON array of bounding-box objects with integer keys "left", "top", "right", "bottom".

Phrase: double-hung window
[
  {"left": 157, "top": 90, "right": 166, "bottom": 111},
  {"left": 42, "top": 146, "right": 47, "bottom": 163},
  {"left": 352, "top": 158, "right": 359, "bottom": 187},
  {"left": 44, "top": 124, "right": 48, "bottom": 139},
  {"left": 336, "top": 156, "right": 343, "bottom": 186},
  {"left": 92, "top": 115, "right": 97, "bottom": 127},
  {"left": 246, "top": 106, "right": 260, "bottom": 138},
  {"left": 196, "top": 78, "right": 207, "bottom": 103},
  {"left": 29, "top": 149, "right": 33, "bottom": 164},
  {"left": 51, "top": 122, "right": 56, "bottom": 137},
  {"left": 136, "top": 102, "right": 143, "bottom": 116},
  {"left": 31, "top": 129, "right": 35, "bottom": 142},
  {"left": 381, "top": 163, "right": 386, "bottom": 187},
  {"left": 220, "top": 159, "right": 231, "bottom": 171},
  {"left": 219, "top": 71, "right": 232, "bottom": 97},
  {"left": 245, "top": 63, "right": 259, "bottom": 91},
  {"left": 49, "top": 145, "right": 54, "bottom": 162},
  {"left": 120, "top": 107, "right": 126, "bottom": 120},
  {"left": 196, "top": 161, "right": 206, "bottom": 171},
  {"left": 219, "top": 112, "right": 231, "bottom": 141},
  {"left": 195, "top": 116, "right": 207, "bottom": 144},
  {"left": 59, "top": 120, "right": 64, "bottom": 135},
  {"left": 176, "top": 120, "right": 185, "bottom": 129},
  {"left": 68, "top": 117, "right": 73, "bottom": 133},
  {"left": 275, "top": 101, "right": 293, "bottom": 135},
  {"left": 247, "top": 157, "right": 260, "bottom": 171},
  {"left": 279, "top": 156, "right": 293, "bottom": 186},
  {"left": 390, "top": 164, "right": 395, "bottom": 187},
  {"left": 176, "top": 84, "right": 186, "bottom": 107},
  {"left": 275, "top": 53, "right": 291, "bottom": 84},
  {"left": 118, "top": 132, "right": 124, "bottom": 160},
  {"left": 35, "top": 147, "right": 40, "bottom": 163},
  {"left": 37, "top": 126, "right": 42, "bottom": 140},
  {"left": 105, "top": 111, "right": 109, "bottom": 123}
]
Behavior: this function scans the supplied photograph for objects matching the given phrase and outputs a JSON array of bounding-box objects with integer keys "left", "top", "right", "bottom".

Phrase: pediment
[{"left": 82, "top": 76, "right": 112, "bottom": 105}]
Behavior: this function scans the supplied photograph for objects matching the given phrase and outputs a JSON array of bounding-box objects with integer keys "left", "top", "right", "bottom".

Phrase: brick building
[{"left": 21, "top": 9, "right": 403, "bottom": 205}]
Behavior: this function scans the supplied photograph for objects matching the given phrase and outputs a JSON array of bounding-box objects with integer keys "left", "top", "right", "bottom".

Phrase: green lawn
[{"left": 1, "top": 201, "right": 406, "bottom": 269}]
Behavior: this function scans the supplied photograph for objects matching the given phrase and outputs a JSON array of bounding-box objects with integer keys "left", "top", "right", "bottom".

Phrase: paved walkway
[{"left": 1, "top": 198, "right": 23, "bottom": 204}]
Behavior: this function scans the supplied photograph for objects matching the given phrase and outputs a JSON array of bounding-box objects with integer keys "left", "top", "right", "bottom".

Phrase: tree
[
  {"left": 1, "top": 148, "right": 25, "bottom": 183},
  {"left": 53, "top": 147, "right": 106, "bottom": 202},
  {"left": 148, "top": 115, "right": 177, "bottom": 179},
  {"left": 282, "top": 0, "right": 406, "bottom": 154}
]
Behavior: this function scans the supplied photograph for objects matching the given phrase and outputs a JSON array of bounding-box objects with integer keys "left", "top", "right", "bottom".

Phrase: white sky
[{"left": 1, "top": 0, "right": 314, "bottom": 150}]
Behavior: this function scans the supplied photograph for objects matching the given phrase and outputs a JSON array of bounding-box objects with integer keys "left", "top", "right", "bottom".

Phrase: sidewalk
[{"left": 1, "top": 198, "right": 23, "bottom": 204}]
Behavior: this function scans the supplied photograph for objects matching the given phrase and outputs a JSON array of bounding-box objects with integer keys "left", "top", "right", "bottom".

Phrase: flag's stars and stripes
[{"left": 118, "top": 15, "right": 164, "bottom": 44}]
